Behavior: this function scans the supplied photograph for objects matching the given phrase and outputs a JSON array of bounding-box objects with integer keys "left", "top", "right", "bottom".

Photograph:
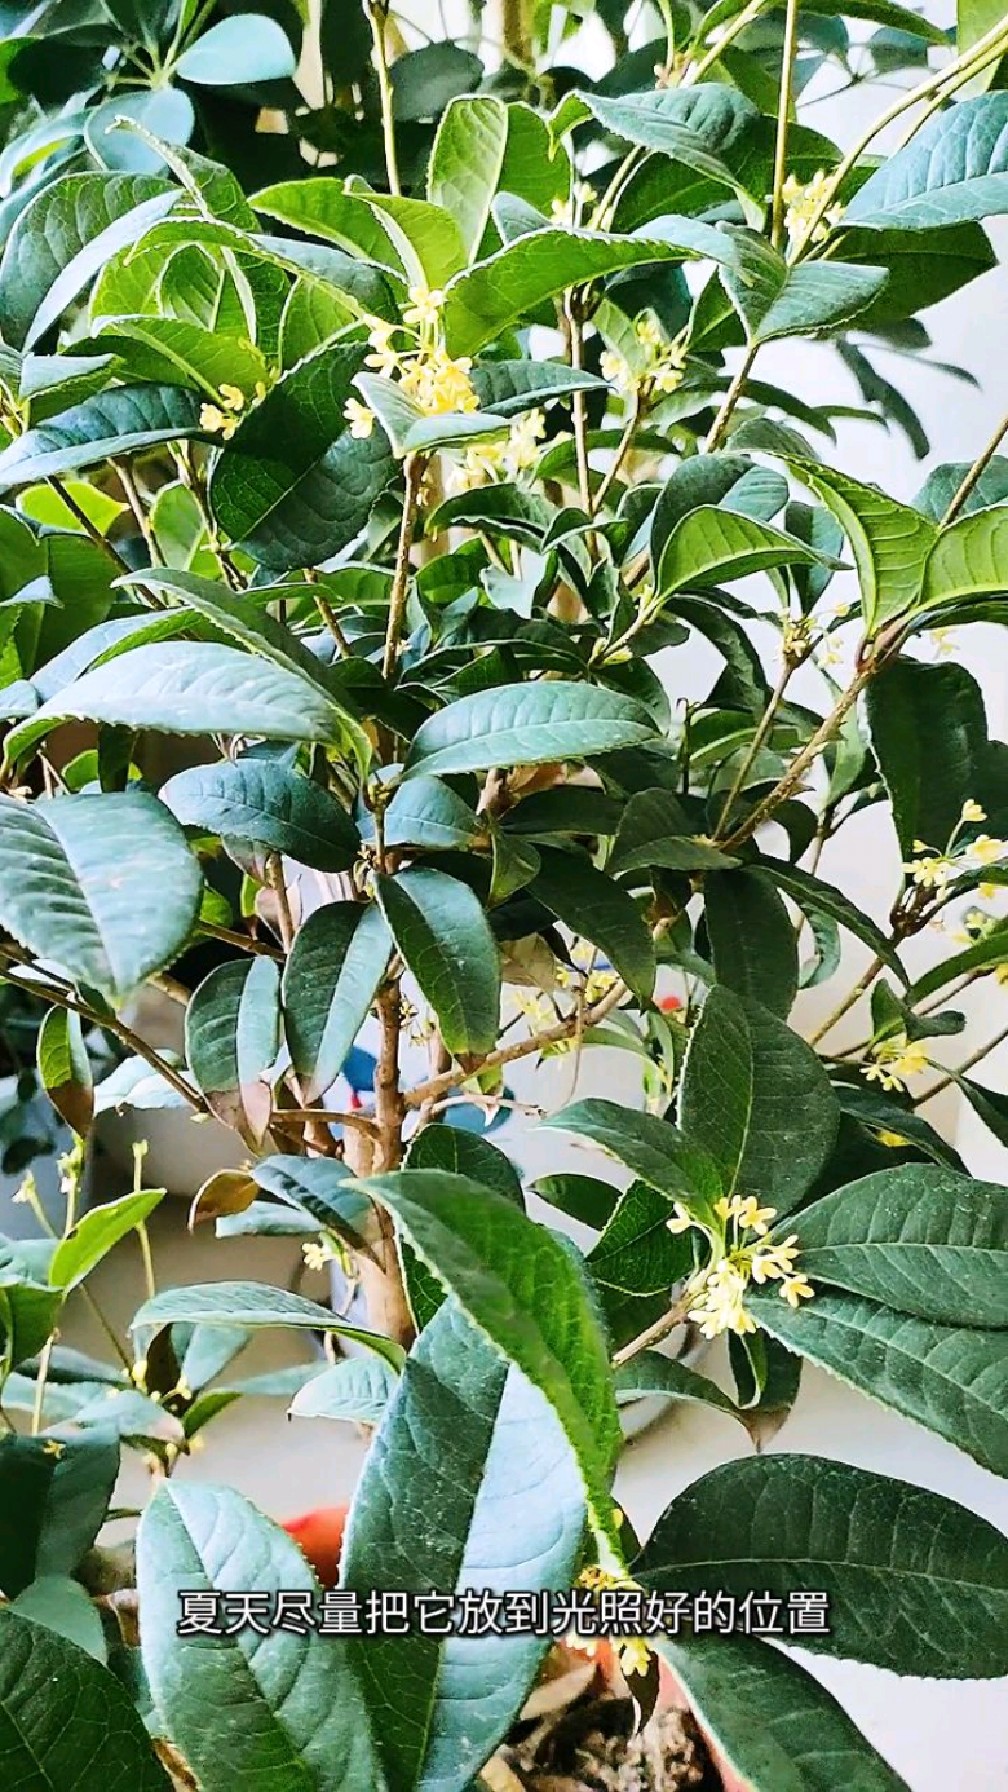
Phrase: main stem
[
  {"left": 367, "top": 1, "right": 401, "bottom": 196},
  {"left": 771, "top": 0, "right": 800, "bottom": 249}
]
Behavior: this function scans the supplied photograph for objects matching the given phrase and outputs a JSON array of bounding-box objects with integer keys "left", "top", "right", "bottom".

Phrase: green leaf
[
  {"left": 563, "top": 85, "right": 759, "bottom": 196},
  {"left": 469, "top": 358, "right": 605, "bottom": 416},
  {"left": 37, "top": 1007, "right": 93, "bottom": 1135},
  {"left": 85, "top": 89, "right": 195, "bottom": 176},
  {"left": 377, "top": 868, "right": 500, "bottom": 1057},
  {"left": 0, "top": 386, "right": 205, "bottom": 490},
  {"left": 724, "top": 250, "right": 889, "bottom": 343},
  {"left": 89, "top": 315, "right": 267, "bottom": 398},
  {"left": 635, "top": 1452, "right": 1008, "bottom": 1676},
  {"left": 8, "top": 642, "right": 367, "bottom": 763},
  {"left": 651, "top": 455, "right": 789, "bottom": 568},
  {"left": 789, "top": 1163, "right": 1008, "bottom": 1326},
  {"left": 919, "top": 504, "right": 1008, "bottom": 612},
  {"left": 49, "top": 1190, "right": 165, "bottom": 1292},
  {"left": 0, "top": 1253, "right": 63, "bottom": 1371},
  {"left": 161, "top": 758, "right": 361, "bottom": 871},
  {"left": 753, "top": 1289, "right": 1008, "bottom": 1479},
  {"left": 866, "top": 658, "right": 987, "bottom": 857},
  {"left": 136, "top": 1483, "right": 380, "bottom": 1792},
  {"left": 703, "top": 869, "right": 799, "bottom": 1018},
  {"left": 586, "top": 1181, "right": 690, "bottom": 1295},
  {"left": 847, "top": 94, "right": 1008, "bottom": 228},
  {"left": 533, "top": 1172, "right": 618, "bottom": 1230},
  {"left": 0, "top": 792, "right": 201, "bottom": 999},
  {"left": 251, "top": 1155, "right": 373, "bottom": 1243},
  {"left": 613, "top": 1352, "right": 746, "bottom": 1424},
  {"left": 787, "top": 461, "right": 936, "bottom": 631},
  {"left": 131, "top": 1282, "right": 404, "bottom": 1368},
  {"left": 11, "top": 1575, "right": 106, "bottom": 1661},
  {"left": 657, "top": 506, "right": 834, "bottom": 598},
  {"left": 679, "top": 989, "right": 840, "bottom": 1212},
  {"left": 659, "top": 1633, "right": 909, "bottom": 1792},
  {"left": 0, "top": 1431, "right": 120, "bottom": 1596},
  {"left": 752, "top": 860, "right": 906, "bottom": 979},
  {"left": 186, "top": 957, "right": 281, "bottom": 1144},
  {"left": 406, "top": 1122, "right": 523, "bottom": 1205},
  {"left": 209, "top": 340, "right": 396, "bottom": 571},
  {"left": 289, "top": 1355, "right": 399, "bottom": 1424},
  {"left": 429, "top": 95, "right": 509, "bottom": 261},
  {"left": 955, "top": 1074, "right": 1008, "bottom": 1147},
  {"left": 341, "top": 1299, "right": 585, "bottom": 1792},
  {"left": 382, "top": 776, "right": 483, "bottom": 851},
  {"left": 283, "top": 902, "right": 393, "bottom": 1102},
  {"left": 253, "top": 178, "right": 407, "bottom": 274},
  {"left": 390, "top": 43, "right": 484, "bottom": 122},
  {"left": 0, "top": 171, "right": 176, "bottom": 350},
  {"left": 403, "top": 682, "right": 655, "bottom": 780},
  {"left": 916, "top": 455, "right": 1008, "bottom": 521},
  {"left": 442, "top": 221, "right": 744, "bottom": 358},
  {"left": 0, "top": 1609, "right": 169, "bottom": 1790},
  {"left": 360, "top": 1170, "right": 621, "bottom": 1554},
  {"left": 541, "top": 1098, "right": 723, "bottom": 1226},
  {"left": 609, "top": 788, "right": 739, "bottom": 875},
  {"left": 531, "top": 843, "right": 655, "bottom": 1002},
  {"left": 175, "top": 14, "right": 296, "bottom": 84}
]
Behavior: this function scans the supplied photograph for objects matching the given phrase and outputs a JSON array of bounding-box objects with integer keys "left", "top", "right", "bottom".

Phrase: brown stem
[
  {"left": 355, "top": 981, "right": 414, "bottom": 1348},
  {"left": 382, "top": 455, "right": 424, "bottom": 681},
  {"left": 273, "top": 1106, "right": 379, "bottom": 1140},
  {"left": 566, "top": 301, "right": 593, "bottom": 514},
  {"left": 48, "top": 479, "right": 129, "bottom": 571},
  {"left": 612, "top": 1292, "right": 693, "bottom": 1369},
  {"left": 914, "top": 1020, "right": 1008, "bottom": 1106},
  {"left": 942, "top": 411, "right": 1008, "bottom": 525},
  {"left": 705, "top": 342, "right": 758, "bottom": 453},
  {"left": 111, "top": 459, "right": 160, "bottom": 565},
  {"left": 809, "top": 952, "right": 883, "bottom": 1046},
  {"left": 591, "top": 395, "right": 640, "bottom": 518},
  {"left": 404, "top": 976, "right": 628, "bottom": 1110},
  {"left": 771, "top": 0, "right": 800, "bottom": 250},
  {"left": 720, "top": 664, "right": 873, "bottom": 851},
  {"left": 715, "top": 658, "right": 793, "bottom": 836}
]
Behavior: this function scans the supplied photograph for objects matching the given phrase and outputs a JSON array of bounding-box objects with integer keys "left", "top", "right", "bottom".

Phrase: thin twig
[
  {"left": 367, "top": 0, "right": 402, "bottom": 196},
  {"left": 612, "top": 1292, "right": 693, "bottom": 1368},
  {"left": 48, "top": 479, "right": 129, "bottom": 571},
  {"left": 591, "top": 395, "right": 640, "bottom": 517},
  {"left": 942, "top": 411, "right": 1008, "bottom": 525},
  {"left": 270, "top": 1107, "right": 380, "bottom": 1139},
  {"left": 771, "top": 0, "right": 800, "bottom": 250},
  {"left": 715, "top": 659, "right": 792, "bottom": 835},
  {"left": 705, "top": 342, "right": 758, "bottom": 453},
  {"left": 914, "top": 1020, "right": 1008, "bottom": 1106},
  {"left": 566, "top": 301, "right": 593, "bottom": 514},
  {"left": 383, "top": 455, "right": 424, "bottom": 680}
]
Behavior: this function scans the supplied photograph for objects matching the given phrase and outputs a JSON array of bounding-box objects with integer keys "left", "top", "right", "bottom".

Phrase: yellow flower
[
  {"left": 635, "top": 316, "right": 664, "bottom": 352},
  {"left": 903, "top": 849, "right": 955, "bottom": 891},
  {"left": 600, "top": 348, "right": 636, "bottom": 396},
  {"left": 979, "top": 882, "right": 1000, "bottom": 901},
  {"left": 877, "top": 1129, "right": 909, "bottom": 1148},
  {"left": 782, "top": 169, "right": 843, "bottom": 248},
  {"left": 344, "top": 397, "right": 375, "bottom": 439},
  {"left": 401, "top": 347, "right": 478, "bottom": 416},
  {"left": 961, "top": 799, "right": 987, "bottom": 824},
  {"left": 550, "top": 196, "right": 574, "bottom": 227},
  {"left": 666, "top": 1201, "right": 694, "bottom": 1234},
  {"left": 218, "top": 383, "right": 245, "bottom": 413},
  {"left": 199, "top": 402, "right": 238, "bottom": 440},
  {"left": 42, "top": 1439, "right": 66, "bottom": 1459},
  {"left": 504, "top": 408, "right": 545, "bottom": 475},
  {"left": 728, "top": 1195, "right": 777, "bottom": 1236},
  {"left": 780, "top": 1273, "right": 814, "bottom": 1309},
  {"left": 617, "top": 1638, "right": 653, "bottom": 1679},
  {"left": 303, "top": 1238, "right": 336, "bottom": 1272},
  {"left": 864, "top": 1036, "right": 930, "bottom": 1093},
  {"left": 365, "top": 320, "right": 402, "bottom": 377},
  {"left": 402, "top": 283, "right": 445, "bottom": 332},
  {"left": 967, "top": 834, "right": 1006, "bottom": 868}
]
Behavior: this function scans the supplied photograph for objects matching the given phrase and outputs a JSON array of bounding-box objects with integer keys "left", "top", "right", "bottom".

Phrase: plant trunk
[{"left": 349, "top": 981, "right": 415, "bottom": 1348}]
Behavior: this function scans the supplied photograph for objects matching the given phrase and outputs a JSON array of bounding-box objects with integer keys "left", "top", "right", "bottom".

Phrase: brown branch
[{"left": 382, "top": 455, "right": 424, "bottom": 680}]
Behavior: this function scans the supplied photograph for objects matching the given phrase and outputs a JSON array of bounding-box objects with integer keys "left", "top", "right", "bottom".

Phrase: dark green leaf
[
  {"left": 531, "top": 843, "right": 655, "bottom": 1002},
  {"left": 403, "top": 683, "right": 655, "bottom": 780},
  {"left": 186, "top": 957, "right": 281, "bottom": 1144},
  {"left": 283, "top": 902, "right": 393, "bottom": 1102},
  {"left": 703, "top": 869, "right": 799, "bottom": 1018},
  {"left": 161, "top": 759, "right": 361, "bottom": 871},
  {"left": 847, "top": 93, "right": 1008, "bottom": 228},
  {"left": 378, "top": 868, "right": 500, "bottom": 1057}
]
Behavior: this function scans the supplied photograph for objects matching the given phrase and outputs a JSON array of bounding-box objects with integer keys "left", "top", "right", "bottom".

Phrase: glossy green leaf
[
  {"left": 657, "top": 505, "right": 833, "bottom": 598},
  {"left": 382, "top": 776, "right": 483, "bottom": 851},
  {"left": 283, "top": 902, "right": 393, "bottom": 1101},
  {"left": 469, "top": 358, "right": 605, "bottom": 416},
  {"left": 289, "top": 1355, "right": 398, "bottom": 1424},
  {"left": 84, "top": 89, "right": 195, "bottom": 175},
  {"left": 0, "top": 1431, "right": 120, "bottom": 1596},
  {"left": 11, "top": 1575, "right": 106, "bottom": 1661},
  {"left": 752, "top": 860, "right": 905, "bottom": 978},
  {"left": 531, "top": 843, "right": 655, "bottom": 1002},
  {"left": 341, "top": 1298, "right": 585, "bottom": 1791},
  {"left": 209, "top": 340, "right": 396, "bottom": 570},
  {"left": 704, "top": 869, "right": 799, "bottom": 1018},
  {"left": 0, "top": 1609, "right": 169, "bottom": 1790},
  {"left": 49, "top": 1190, "right": 165, "bottom": 1292},
  {"left": 586, "top": 1181, "right": 690, "bottom": 1296},
  {"left": 0, "top": 792, "right": 201, "bottom": 999},
  {"left": 753, "top": 1289, "right": 1008, "bottom": 1478},
  {"left": 724, "top": 249, "right": 889, "bottom": 343},
  {"left": 788, "top": 461, "right": 936, "bottom": 630},
  {"left": 919, "top": 504, "right": 1008, "bottom": 611},
  {"left": 562, "top": 85, "right": 759, "bottom": 195},
  {"left": 613, "top": 1351, "right": 746, "bottom": 1423},
  {"left": 0, "top": 171, "right": 176, "bottom": 350},
  {"left": 37, "top": 1007, "right": 93, "bottom": 1135},
  {"left": 660, "top": 1633, "right": 909, "bottom": 1792},
  {"left": 250, "top": 1156, "right": 373, "bottom": 1243},
  {"left": 542, "top": 1098, "right": 723, "bottom": 1226},
  {"left": 679, "top": 989, "right": 839, "bottom": 1212},
  {"left": 186, "top": 957, "right": 281, "bottom": 1143},
  {"left": 378, "top": 868, "right": 500, "bottom": 1057},
  {"left": 403, "top": 682, "right": 655, "bottom": 779},
  {"left": 161, "top": 758, "right": 361, "bottom": 871},
  {"left": 175, "top": 14, "right": 296, "bottom": 84},
  {"left": 89, "top": 315, "right": 267, "bottom": 397},
  {"left": 635, "top": 1452, "right": 1008, "bottom": 1675},
  {"left": 867, "top": 658, "right": 987, "bottom": 857},
  {"left": 0, "top": 386, "right": 205, "bottom": 490},
  {"left": 609, "top": 788, "right": 738, "bottom": 875},
  {"left": 137, "top": 1482, "right": 380, "bottom": 1792},
  {"left": 360, "top": 1170, "right": 621, "bottom": 1552},
  {"left": 131, "top": 1282, "right": 404, "bottom": 1368},
  {"left": 790, "top": 1163, "right": 1008, "bottom": 1326},
  {"left": 8, "top": 642, "right": 367, "bottom": 762},
  {"left": 847, "top": 94, "right": 1008, "bottom": 228},
  {"left": 429, "top": 95, "right": 509, "bottom": 261}
]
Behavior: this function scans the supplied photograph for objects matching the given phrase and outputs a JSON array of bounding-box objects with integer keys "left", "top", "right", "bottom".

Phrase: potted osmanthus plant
[{"left": 0, "top": 1, "right": 1007, "bottom": 1788}]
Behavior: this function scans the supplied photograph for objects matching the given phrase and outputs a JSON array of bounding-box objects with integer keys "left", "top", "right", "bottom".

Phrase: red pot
[{"left": 281, "top": 1503, "right": 349, "bottom": 1589}]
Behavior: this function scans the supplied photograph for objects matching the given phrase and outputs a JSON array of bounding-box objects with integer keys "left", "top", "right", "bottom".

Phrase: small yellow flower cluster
[
  {"left": 670, "top": 1195, "right": 813, "bottom": 1339},
  {"left": 600, "top": 317, "right": 689, "bottom": 404},
  {"left": 303, "top": 1237, "right": 337, "bottom": 1273},
  {"left": 864, "top": 1034, "right": 930, "bottom": 1093},
  {"left": 345, "top": 287, "right": 481, "bottom": 441},
  {"left": 577, "top": 1564, "right": 652, "bottom": 1681},
  {"left": 781, "top": 170, "right": 842, "bottom": 250},
  {"left": 199, "top": 381, "right": 266, "bottom": 440},
  {"left": 549, "top": 183, "right": 597, "bottom": 228},
  {"left": 453, "top": 409, "right": 546, "bottom": 492},
  {"left": 903, "top": 801, "right": 1006, "bottom": 894}
]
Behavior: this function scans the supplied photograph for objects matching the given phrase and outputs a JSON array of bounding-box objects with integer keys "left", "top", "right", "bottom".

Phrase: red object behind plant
[{"left": 282, "top": 1503, "right": 349, "bottom": 1589}]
